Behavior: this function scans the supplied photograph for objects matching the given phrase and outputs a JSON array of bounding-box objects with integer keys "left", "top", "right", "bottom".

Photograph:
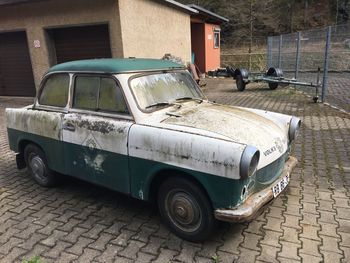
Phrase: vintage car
[{"left": 6, "top": 58, "right": 300, "bottom": 241}]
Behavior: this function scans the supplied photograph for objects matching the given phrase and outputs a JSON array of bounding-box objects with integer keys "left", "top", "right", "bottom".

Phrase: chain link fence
[{"left": 267, "top": 23, "right": 350, "bottom": 112}]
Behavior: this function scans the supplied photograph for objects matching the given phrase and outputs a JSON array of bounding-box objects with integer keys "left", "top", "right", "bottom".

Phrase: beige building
[
  {"left": 0, "top": 0, "right": 228, "bottom": 96},
  {"left": 0, "top": 0, "right": 227, "bottom": 96}
]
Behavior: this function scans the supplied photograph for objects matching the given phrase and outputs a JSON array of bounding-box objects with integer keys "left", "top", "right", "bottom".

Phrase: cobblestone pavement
[{"left": 0, "top": 79, "right": 350, "bottom": 263}]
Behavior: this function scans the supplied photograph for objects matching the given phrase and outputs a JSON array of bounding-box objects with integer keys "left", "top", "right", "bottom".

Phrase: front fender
[{"left": 128, "top": 124, "right": 247, "bottom": 208}]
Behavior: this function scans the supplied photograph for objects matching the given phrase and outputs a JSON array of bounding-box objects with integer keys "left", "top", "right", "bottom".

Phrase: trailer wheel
[
  {"left": 266, "top": 68, "right": 283, "bottom": 90},
  {"left": 234, "top": 69, "right": 249, "bottom": 91}
]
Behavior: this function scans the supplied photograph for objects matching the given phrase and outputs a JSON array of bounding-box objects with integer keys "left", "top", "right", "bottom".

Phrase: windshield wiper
[
  {"left": 175, "top": 97, "right": 203, "bottom": 103},
  {"left": 145, "top": 102, "right": 174, "bottom": 109}
]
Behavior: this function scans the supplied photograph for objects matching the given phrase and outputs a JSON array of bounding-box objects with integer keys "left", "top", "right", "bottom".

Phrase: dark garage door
[
  {"left": 51, "top": 24, "right": 112, "bottom": 64},
  {"left": 0, "top": 31, "right": 36, "bottom": 96}
]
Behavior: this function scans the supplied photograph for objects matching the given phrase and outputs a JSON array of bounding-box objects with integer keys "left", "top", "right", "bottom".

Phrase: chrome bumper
[{"left": 214, "top": 156, "right": 298, "bottom": 223}]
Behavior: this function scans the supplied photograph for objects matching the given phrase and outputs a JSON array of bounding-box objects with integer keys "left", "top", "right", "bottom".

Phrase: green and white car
[{"left": 6, "top": 58, "right": 300, "bottom": 241}]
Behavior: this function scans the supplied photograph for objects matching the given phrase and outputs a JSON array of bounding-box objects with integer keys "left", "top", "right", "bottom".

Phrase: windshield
[{"left": 130, "top": 71, "right": 204, "bottom": 110}]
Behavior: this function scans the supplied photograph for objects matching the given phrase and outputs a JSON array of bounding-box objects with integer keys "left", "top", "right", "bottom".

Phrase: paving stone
[
  {"left": 95, "top": 244, "right": 124, "bottom": 263},
  {"left": 135, "top": 252, "right": 156, "bottom": 263},
  {"left": 220, "top": 231, "right": 244, "bottom": 255},
  {"left": 339, "top": 232, "right": 350, "bottom": 248},
  {"left": 141, "top": 236, "right": 165, "bottom": 255},
  {"left": 151, "top": 248, "right": 178, "bottom": 263},
  {"left": 17, "top": 232, "right": 47, "bottom": 250},
  {"left": 300, "top": 224, "right": 321, "bottom": 241},
  {"left": 319, "top": 211, "right": 337, "bottom": 224},
  {"left": 335, "top": 207, "right": 350, "bottom": 219},
  {"left": 320, "top": 235, "right": 342, "bottom": 254},
  {"left": 175, "top": 242, "right": 201, "bottom": 262},
  {"left": 244, "top": 220, "right": 264, "bottom": 235},
  {"left": 40, "top": 229, "right": 68, "bottom": 247},
  {"left": 281, "top": 226, "right": 302, "bottom": 244},
  {"left": 82, "top": 224, "right": 106, "bottom": 239},
  {"left": 241, "top": 232, "right": 262, "bottom": 251},
  {"left": 76, "top": 248, "right": 101, "bottom": 263},
  {"left": 66, "top": 236, "right": 94, "bottom": 256},
  {"left": 237, "top": 248, "right": 259, "bottom": 263},
  {"left": 43, "top": 241, "right": 72, "bottom": 259},
  {"left": 278, "top": 241, "right": 301, "bottom": 261},
  {"left": 0, "top": 247, "right": 27, "bottom": 263},
  {"left": 320, "top": 222, "right": 340, "bottom": 238},
  {"left": 256, "top": 244, "right": 280, "bottom": 263},
  {"left": 56, "top": 252, "right": 79, "bottom": 263},
  {"left": 118, "top": 240, "right": 145, "bottom": 259},
  {"left": 88, "top": 233, "right": 114, "bottom": 251},
  {"left": 264, "top": 216, "right": 283, "bottom": 232},
  {"left": 260, "top": 230, "right": 282, "bottom": 248},
  {"left": 299, "top": 253, "right": 323, "bottom": 263},
  {"left": 61, "top": 226, "right": 88, "bottom": 243},
  {"left": 111, "top": 229, "right": 137, "bottom": 247},
  {"left": 283, "top": 215, "right": 302, "bottom": 230},
  {"left": 21, "top": 244, "right": 50, "bottom": 261},
  {"left": 322, "top": 251, "right": 343, "bottom": 263},
  {"left": 300, "top": 238, "right": 322, "bottom": 257}
]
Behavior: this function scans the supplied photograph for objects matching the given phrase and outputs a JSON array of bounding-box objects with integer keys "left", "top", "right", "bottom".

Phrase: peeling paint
[
  {"left": 83, "top": 154, "right": 106, "bottom": 173},
  {"left": 6, "top": 108, "right": 62, "bottom": 140}
]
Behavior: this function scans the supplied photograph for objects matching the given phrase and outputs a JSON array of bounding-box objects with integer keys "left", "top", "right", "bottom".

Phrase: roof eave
[
  {"left": 187, "top": 4, "right": 229, "bottom": 23},
  {"left": 162, "top": 0, "right": 198, "bottom": 14}
]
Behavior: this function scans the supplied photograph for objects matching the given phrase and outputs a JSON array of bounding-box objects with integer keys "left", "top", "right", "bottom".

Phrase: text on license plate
[{"left": 272, "top": 174, "right": 289, "bottom": 198}]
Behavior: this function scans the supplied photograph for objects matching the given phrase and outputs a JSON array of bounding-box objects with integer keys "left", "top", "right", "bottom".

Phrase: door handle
[{"left": 63, "top": 122, "right": 75, "bottom": 132}]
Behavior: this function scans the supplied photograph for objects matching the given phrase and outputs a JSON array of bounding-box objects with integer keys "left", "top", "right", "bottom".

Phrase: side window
[
  {"left": 99, "top": 78, "right": 128, "bottom": 113},
  {"left": 39, "top": 74, "right": 70, "bottom": 107},
  {"left": 214, "top": 31, "right": 220, "bottom": 49},
  {"left": 73, "top": 76, "right": 99, "bottom": 110},
  {"left": 73, "top": 75, "right": 128, "bottom": 114}
]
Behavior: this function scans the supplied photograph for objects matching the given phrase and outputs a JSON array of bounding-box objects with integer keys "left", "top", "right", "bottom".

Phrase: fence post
[
  {"left": 278, "top": 35, "right": 282, "bottom": 68},
  {"left": 267, "top": 37, "right": 272, "bottom": 68},
  {"left": 295, "top": 32, "right": 301, "bottom": 79},
  {"left": 321, "top": 26, "right": 331, "bottom": 102}
]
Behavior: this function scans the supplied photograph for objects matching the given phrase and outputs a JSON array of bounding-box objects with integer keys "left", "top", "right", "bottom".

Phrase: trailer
[{"left": 232, "top": 67, "right": 322, "bottom": 102}]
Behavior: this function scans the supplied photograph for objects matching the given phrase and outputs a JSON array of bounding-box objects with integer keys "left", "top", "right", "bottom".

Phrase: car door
[
  {"left": 30, "top": 73, "right": 70, "bottom": 175},
  {"left": 62, "top": 74, "right": 133, "bottom": 194}
]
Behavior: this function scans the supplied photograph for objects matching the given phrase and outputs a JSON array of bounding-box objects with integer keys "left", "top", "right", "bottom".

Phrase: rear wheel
[
  {"left": 24, "top": 144, "right": 58, "bottom": 187},
  {"left": 158, "top": 177, "right": 216, "bottom": 242}
]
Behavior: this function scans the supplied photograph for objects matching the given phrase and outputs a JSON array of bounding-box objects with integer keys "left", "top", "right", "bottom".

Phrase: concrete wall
[
  {"left": 118, "top": 0, "right": 191, "bottom": 63},
  {"left": 0, "top": 0, "right": 123, "bottom": 88}
]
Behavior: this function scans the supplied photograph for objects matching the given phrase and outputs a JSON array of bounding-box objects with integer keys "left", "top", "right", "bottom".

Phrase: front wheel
[
  {"left": 24, "top": 144, "right": 58, "bottom": 187},
  {"left": 158, "top": 177, "right": 216, "bottom": 242}
]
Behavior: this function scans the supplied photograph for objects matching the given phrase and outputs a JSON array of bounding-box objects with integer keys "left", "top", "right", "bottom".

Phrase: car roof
[{"left": 47, "top": 58, "right": 185, "bottom": 74}]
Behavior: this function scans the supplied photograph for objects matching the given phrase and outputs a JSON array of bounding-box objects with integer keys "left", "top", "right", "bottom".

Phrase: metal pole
[
  {"left": 321, "top": 26, "right": 331, "bottom": 103},
  {"left": 295, "top": 32, "right": 301, "bottom": 79},
  {"left": 267, "top": 37, "right": 272, "bottom": 68},
  {"left": 278, "top": 35, "right": 282, "bottom": 68}
]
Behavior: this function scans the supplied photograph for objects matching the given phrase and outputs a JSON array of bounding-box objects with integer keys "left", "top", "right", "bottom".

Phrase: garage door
[
  {"left": 0, "top": 31, "right": 36, "bottom": 96},
  {"left": 51, "top": 24, "right": 112, "bottom": 64}
]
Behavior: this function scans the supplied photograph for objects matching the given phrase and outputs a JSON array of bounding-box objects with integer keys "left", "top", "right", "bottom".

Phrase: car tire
[
  {"left": 24, "top": 144, "right": 58, "bottom": 187},
  {"left": 158, "top": 177, "right": 216, "bottom": 242}
]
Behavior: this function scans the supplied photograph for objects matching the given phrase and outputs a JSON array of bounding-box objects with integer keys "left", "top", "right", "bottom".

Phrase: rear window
[
  {"left": 73, "top": 76, "right": 129, "bottom": 114},
  {"left": 39, "top": 74, "right": 70, "bottom": 107}
]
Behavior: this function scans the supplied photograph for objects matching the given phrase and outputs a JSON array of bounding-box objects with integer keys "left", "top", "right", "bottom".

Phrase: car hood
[{"left": 154, "top": 102, "right": 290, "bottom": 168}]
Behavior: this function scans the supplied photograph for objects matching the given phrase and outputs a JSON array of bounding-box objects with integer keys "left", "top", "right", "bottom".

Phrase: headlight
[
  {"left": 289, "top": 117, "right": 301, "bottom": 142},
  {"left": 240, "top": 145, "right": 260, "bottom": 179}
]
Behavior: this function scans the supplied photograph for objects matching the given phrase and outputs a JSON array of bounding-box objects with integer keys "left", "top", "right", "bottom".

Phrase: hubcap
[
  {"left": 166, "top": 190, "right": 202, "bottom": 232},
  {"left": 29, "top": 154, "right": 45, "bottom": 179}
]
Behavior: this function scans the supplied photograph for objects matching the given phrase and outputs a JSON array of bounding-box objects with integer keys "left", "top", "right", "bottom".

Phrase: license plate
[{"left": 272, "top": 174, "right": 289, "bottom": 198}]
